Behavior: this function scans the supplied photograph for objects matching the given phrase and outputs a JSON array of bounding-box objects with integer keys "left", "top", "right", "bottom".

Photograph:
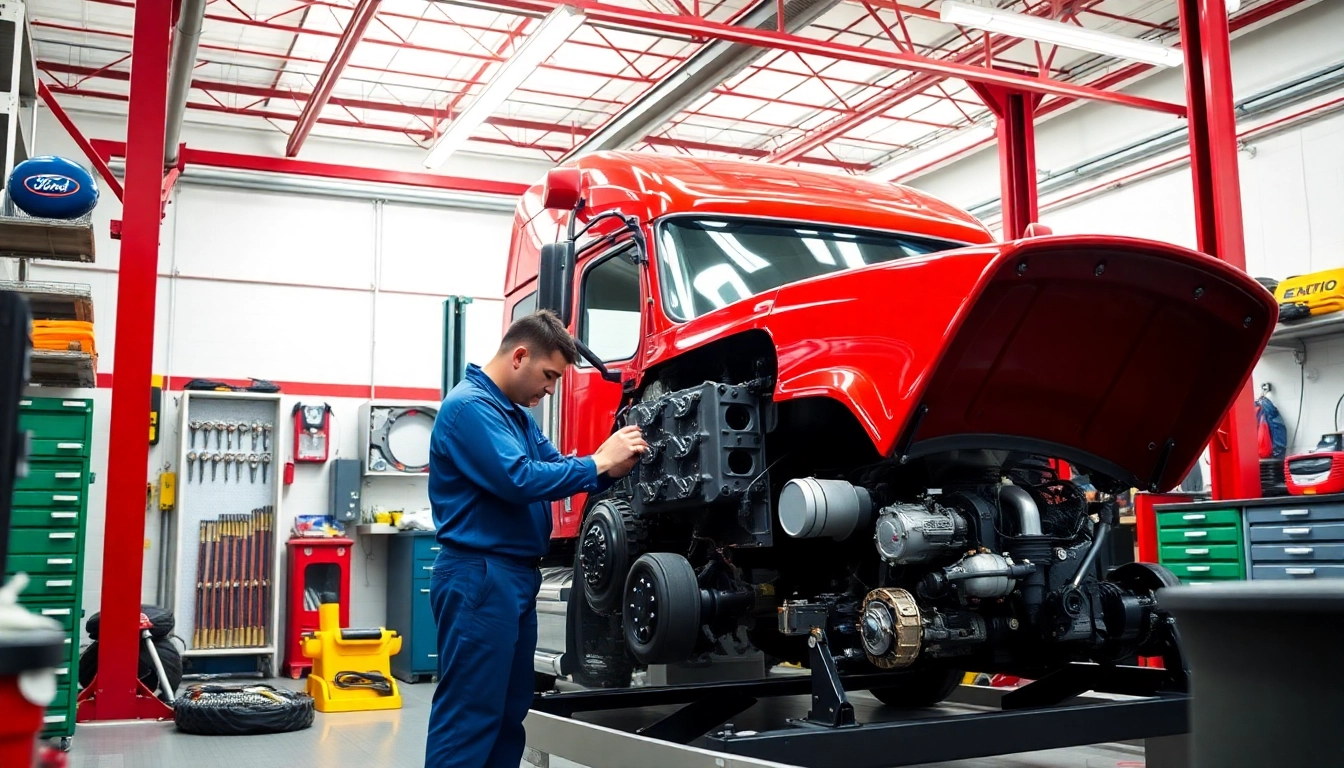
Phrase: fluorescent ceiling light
[
  {"left": 424, "top": 5, "right": 585, "bottom": 169},
  {"left": 867, "top": 124, "right": 996, "bottom": 182},
  {"left": 939, "top": 0, "right": 1184, "bottom": 68}
]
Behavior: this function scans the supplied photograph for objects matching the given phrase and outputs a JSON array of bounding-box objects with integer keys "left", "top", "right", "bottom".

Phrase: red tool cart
[{"left": 283, "top": 538, "right": 353, "bottom": 679}]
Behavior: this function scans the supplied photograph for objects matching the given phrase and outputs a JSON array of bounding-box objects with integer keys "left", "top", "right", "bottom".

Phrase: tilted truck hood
[{"left": 764, "top": 235, "right": 1277, "bottom": 491}]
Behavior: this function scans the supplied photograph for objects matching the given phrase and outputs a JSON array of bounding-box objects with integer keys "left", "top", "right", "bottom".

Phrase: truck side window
[
  {"left": 580, "top": 253, "right": 640, "bottom": 363},
  {"left": 510, "top": 291, "right": 545, "bottom": 426},
  {"left": 511, "top": 291, "right": 537, "bottom": 321}
]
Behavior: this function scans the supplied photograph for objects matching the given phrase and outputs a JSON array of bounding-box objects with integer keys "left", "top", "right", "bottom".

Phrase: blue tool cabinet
[{"left": 386, "top": 531, "right": 441, "bottom": 683}]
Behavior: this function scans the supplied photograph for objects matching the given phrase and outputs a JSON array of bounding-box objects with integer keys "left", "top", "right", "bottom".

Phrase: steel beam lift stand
[{"left": 523, "top": 1, "right": 1256, "bottom": 767}]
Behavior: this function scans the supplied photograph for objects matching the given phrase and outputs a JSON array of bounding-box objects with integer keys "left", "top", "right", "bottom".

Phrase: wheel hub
[
  {"left": 580, "top": 523, "right": 611, "bottom": 590},
  {"left": 627, "top": 573, "right": 658, "bottom": 644}
]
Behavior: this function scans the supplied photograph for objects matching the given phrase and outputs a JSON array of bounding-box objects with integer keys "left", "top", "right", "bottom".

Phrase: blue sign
[{"left": 8, "top": 156, "right": 99, "bottom": 219}]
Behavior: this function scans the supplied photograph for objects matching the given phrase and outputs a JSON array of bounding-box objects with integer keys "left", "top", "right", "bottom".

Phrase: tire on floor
[{"left": 173, "top": 684, "right": 315, "bottom": 736}]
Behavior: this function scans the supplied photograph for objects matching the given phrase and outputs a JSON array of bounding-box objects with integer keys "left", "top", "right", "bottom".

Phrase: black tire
[
  {"left": 173, "top": 684, "right": 314, "bottom": 735},
  {"left": 868, "top": 667, "right": 964, "bottom": 708},
  {"left": 623, "top": 552, "right": 702, "bottom": 665},
  {"left": 579, "top": 499, "right": 644, "bottom": 615},
  {"left": 85, "top": 604, "right": 175, "bottom": 641},
  {"left": 567, "top": 553, "right": 634, "bottom": 688},
  {"left": 79, "top": 637, "right": 183, "bottom": 704}
]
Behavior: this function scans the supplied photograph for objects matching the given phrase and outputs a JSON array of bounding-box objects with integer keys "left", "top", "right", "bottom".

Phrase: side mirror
[
  {"left": 538, "top": 241, "right": 576, "bottom": 327},
  {"left": 542, "top": 167, "right": 582, "bottom": 211}
]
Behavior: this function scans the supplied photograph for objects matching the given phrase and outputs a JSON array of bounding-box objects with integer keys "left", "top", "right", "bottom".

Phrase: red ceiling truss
[{"left": 31, "top": 0, "right": 1307, "bottom": 170}]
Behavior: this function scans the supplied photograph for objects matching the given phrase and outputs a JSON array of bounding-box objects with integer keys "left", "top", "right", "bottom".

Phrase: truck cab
[{"left": 507, "top": 151, "right": 1276, "bottom": 694}]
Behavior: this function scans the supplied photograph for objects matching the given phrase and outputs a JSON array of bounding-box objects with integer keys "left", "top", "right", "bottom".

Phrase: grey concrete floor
[{"left": 64, "top": 677, "right": 1149, "bottom": 768}]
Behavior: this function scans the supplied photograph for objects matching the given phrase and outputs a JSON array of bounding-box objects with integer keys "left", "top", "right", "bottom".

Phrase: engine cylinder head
[
  {"left": 874, "top": 502, "right": 968, "bottom": 564},
  {"left": 779, "top": 478, "right": 872, "bottom": 540}
]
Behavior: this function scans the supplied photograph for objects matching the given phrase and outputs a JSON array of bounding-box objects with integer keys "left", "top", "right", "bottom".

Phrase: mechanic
[{"left": 424, "top": 309, "right": 647, "bottom": 768}]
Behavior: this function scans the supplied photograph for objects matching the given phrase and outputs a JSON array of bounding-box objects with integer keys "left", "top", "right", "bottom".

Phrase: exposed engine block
[{"left": 776, "top": 477, "right": 1167, "bottom": 672}]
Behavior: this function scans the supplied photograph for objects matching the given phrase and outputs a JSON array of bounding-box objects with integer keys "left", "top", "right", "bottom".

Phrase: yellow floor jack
[{"left": 302, "top": 601, "right": 403, "bottom": 713}]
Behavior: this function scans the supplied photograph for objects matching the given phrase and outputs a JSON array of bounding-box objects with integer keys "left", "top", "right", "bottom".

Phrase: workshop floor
[{"left": 66, "top": 678, "right": 1149, "bottom": 768}]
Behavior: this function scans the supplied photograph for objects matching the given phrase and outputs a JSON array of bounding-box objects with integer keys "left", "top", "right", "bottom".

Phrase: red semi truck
[{"left": 507, "top": 151, "right": 1275, "bottom": 701}]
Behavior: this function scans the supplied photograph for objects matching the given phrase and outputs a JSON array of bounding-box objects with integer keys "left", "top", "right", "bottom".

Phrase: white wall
[{"left": 15, "top": 105, "right": 543, "bottom": 645}]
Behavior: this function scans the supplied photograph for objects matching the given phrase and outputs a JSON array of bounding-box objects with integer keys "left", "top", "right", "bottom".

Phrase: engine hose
[
  {"left": 332, "top": 670, "right": 394, "bottom": 695},
  {"left": 1072, "top": 522, "right": 1111, "bottom": 588}
]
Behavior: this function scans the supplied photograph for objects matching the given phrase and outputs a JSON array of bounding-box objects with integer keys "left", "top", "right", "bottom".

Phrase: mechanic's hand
[{"left": 594, "top": 425, "right": 648, "bottom": 477}]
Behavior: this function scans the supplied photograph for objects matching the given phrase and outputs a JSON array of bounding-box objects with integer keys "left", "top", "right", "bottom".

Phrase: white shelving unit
[
  {"left": 1266, "top": 312, "right": 1344, "bottom": 349},
  {"left": 168, "top": 391, "right": 286, "bottom": 674}
]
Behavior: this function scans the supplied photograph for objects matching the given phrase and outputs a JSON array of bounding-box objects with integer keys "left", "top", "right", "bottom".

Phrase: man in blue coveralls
[{"left": 425, "top": 309, "right": 648, "bottom": 768}]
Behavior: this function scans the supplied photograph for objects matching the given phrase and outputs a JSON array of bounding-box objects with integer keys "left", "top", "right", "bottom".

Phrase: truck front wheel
[{"left": 623, "top": 552, "right": 702, "bottom": 665}]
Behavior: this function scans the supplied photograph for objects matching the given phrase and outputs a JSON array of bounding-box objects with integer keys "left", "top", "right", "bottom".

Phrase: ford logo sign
[
  {"left": 24, "top": 174, "right": 81, "bottom": 197},
  {"left": 8, "top": 156, "right": 100, "bottom": 219}
]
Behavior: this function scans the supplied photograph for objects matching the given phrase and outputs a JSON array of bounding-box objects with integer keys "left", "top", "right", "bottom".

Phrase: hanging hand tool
[
  {"left": 189, "top": 420, "right": 202, "bottom": 448},
  {"left": 215, "top": 421, "right": 224, "bottom": 450},
  {"left": 252, "top": 421, "right": 261, "bottom": 450},
  {"left": 249, "top": 454, "right": 259, "bottom": 483},
  {"left": 261, "top": 453, "right": 272, "bottom": 484},
  {"left": 225, "top": 422, "right": 235, "bottom": 450},
  {"left": 186, "top": 451, "right": 197, "bottom": 482},
  {"left": 211, "top": 453, "right": 221, "bottom": 482},
  {"left": 262, "top": 422, "right": 272, "bottom": 451}
]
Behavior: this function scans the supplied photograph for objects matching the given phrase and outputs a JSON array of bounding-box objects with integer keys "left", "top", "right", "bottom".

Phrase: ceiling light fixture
[
  {"left": 424, "top": 5, "right": 586, "bottom": 169},
  {"left": 939, "top": 0, "right": 1185, "bottom": 69}
]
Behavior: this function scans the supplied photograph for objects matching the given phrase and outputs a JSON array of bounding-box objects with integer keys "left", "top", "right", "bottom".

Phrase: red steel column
[
  {"left": 970, "top": 84, "right": 1042, "bottom": 240},
  {"left": 93, "top": 0, "right": 173, "bottom": 719},
  {"left": 1179, "top": 0, "right": 1262, "bottom": 500}
]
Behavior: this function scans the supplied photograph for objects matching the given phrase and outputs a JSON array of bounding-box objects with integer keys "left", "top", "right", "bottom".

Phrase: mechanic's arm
[
  {"left": 438, "top": 401, "right": 602, "bottom": 505},
  {"left": 532, "top": 421, "right": 622, "bottom": 495}
]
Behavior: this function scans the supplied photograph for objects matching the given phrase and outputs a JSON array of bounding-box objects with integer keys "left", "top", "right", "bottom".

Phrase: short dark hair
[{"left": 499, "top": 309, "right": 578, "bottom": 365}]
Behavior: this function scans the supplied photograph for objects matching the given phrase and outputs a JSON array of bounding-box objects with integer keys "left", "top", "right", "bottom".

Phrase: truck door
[{"left": 553, "top": 241, "right": 644, "bottom": 537}]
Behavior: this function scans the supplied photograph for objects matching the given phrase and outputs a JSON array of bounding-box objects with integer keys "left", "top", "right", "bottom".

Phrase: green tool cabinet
[
  {"left": 5, "top": 396, "right": 93, "bottom": 746},
  {"left": 1154, "top": 505, "right": 1247, "bottom": 585}
]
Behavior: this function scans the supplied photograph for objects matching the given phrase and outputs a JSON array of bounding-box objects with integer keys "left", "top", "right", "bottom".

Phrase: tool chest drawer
[
  {"left": 1159, "top": 544, "right": 1242, "bottom": 562},
  {"left": 1157, "top": 525, "right": 1241, "bottom": 545},
  {"left": 18, "top": 397, "right": 93, "bottom": 440},
  {"left": 1245, "top": 504, "right": 1344, "bottom": 525},
  {"left": 11, "top": 507, "right": 81, "bottom": 529},
  {"left": 1251, "top": 543, "right": 1344, "bottom": 561},
  {"left": 9, "top": 529, "right": 79, "bottom": 554},
  {"left": 1156, "top": 509, "right": 1241, "bottom": 528},
  {"left": 7, "top": 554, "right": 79, "bottom": 575},
  {"left": 1249, "top": 523, "right": 1344, "bottom": 543},
  {"left": 12, "top": 490, "right": 84, "bottom": 508},
  {"left": 14, "top": 464, "right": 89, "bottom": 491},
  {"left": 13, "top": 575, "right": 78, "bottom": 599},
  {"left": 1252, "top": 564, "right": 1344, "bottom": 580},
  {"left": 1166, "top": 562, "right": 1245, "bottom": 580},
  {"left": 25, "top": 438, "right": 92, "bottom": 459},
  {"left": 414, "top": 536, "right": 443, "bottom": 562}
]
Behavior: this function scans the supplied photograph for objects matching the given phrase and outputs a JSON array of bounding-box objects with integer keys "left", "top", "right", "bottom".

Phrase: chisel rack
[{"left": 169, "top": 391, "right": 285, "bottom": 674}]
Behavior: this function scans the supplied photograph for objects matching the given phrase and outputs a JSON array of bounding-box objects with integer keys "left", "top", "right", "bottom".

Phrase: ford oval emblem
[{"left": 23, "top": 174, "right": 81, "bottom": 198}]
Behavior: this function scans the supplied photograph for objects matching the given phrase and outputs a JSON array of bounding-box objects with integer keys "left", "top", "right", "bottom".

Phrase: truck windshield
[{"left": 656, "top": 218, "right": 964, "bottom": 321}]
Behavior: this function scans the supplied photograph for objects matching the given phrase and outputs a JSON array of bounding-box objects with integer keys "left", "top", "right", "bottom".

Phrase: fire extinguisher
[{"left": 292, "top": 403, "right": 332, "bottom": 464}]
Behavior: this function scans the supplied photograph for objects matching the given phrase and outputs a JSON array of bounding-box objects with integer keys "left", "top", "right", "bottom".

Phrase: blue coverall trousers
[{"left": 425, "top": 549, "right": 542, "bottom": 768}]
